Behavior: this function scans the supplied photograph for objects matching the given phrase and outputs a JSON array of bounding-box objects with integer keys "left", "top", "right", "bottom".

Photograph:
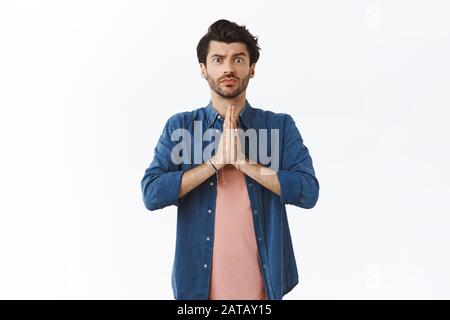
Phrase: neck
[{"left": 210, "top": 90, "right": 246, "bottom": 120}]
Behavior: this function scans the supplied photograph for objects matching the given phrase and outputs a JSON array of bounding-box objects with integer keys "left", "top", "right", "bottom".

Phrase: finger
[
  {"left": 235, "top": 126, "right": 240, "bottom": 163},
  {"left": 224, "top": 105, "right": 229, "bottom": 129},
  {"left": 230, "top": 106, "right": 235, "bottom": 161},
  {"left": 230, "top": 105, "right": 234, "bottom": 129},
  {"left": 224, "top": 105, "right": 230, "bottom": 134},
  {"left": 226, "top": 105, "right": 231, "bottom": 163},
  {"left": 234, "top": 107, "right": 239, "bottom": 161},
  {"left": 231, "top": 105, "right": 236, "bottom": 129},
  {"left": 220, "top": 107, "right": 230, "bottom": 164}
]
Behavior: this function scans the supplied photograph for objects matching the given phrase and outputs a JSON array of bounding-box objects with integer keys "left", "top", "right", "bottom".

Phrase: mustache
[{"left": 219, "top": 76, "right": 238, "bottom": 82}]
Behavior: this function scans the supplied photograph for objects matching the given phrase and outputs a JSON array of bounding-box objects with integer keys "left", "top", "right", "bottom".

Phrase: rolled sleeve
[
  {"left": 141, "top": 114, "right": 185, "bottom": 211},
  {"left": 277, "top": 115, "right": 319, "bottom": 209}
]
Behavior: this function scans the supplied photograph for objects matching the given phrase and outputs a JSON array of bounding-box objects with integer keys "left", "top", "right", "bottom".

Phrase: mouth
[{"left": 220, "top": 79, "right": 237, "bottom": 85}]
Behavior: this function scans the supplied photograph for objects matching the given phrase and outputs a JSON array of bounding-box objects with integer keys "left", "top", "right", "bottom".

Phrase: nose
[{"left": 223, "top": 59, "right": 236, "bottom": 74}]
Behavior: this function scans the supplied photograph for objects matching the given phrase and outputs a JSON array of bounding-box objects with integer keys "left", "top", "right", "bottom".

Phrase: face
[{"left": 200, "top": 40, "right": 255, "bottom": 99}]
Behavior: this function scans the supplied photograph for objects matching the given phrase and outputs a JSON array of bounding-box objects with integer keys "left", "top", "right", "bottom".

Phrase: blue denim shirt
[{"left": 141, "top": 98, "right": 319, "bottom": 300}]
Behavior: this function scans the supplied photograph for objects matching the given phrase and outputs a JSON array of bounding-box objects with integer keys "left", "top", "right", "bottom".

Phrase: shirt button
[
  {"left": 208, "top": 209, "right": 212, "bottom": 213},
  {"left": 254, "top": 210, "right": 258, "bottom": 215},
  {"left": 210, "top": 182, "right": 214, "bottom": 186},
  {"left": 204, "top": 264, "right": 208, "bottom": 269},
  {"left": 258, "top": 237, "right": 263, "bottom": 241},
  {"left": 263, "top": 264, "right": 267, "bottom": 269},
  {"left": 206, "top": 237, "right": 210, "bottom": 241},
  {"left": 218, "top": 115, "right": 221, "bottom": 119},
  {"left": 248, "top": 183, "right": 253, "bottom": 187}
]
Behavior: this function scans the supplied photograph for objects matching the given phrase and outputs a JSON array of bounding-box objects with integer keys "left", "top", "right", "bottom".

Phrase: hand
[
  {"left": 229, "top": 105, "right": 247, "bottom": 170},
  {"left": 210, "top": 105, "right": 246, "bottom": 170}
]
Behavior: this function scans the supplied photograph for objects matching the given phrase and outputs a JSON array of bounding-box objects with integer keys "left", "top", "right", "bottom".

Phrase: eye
[
  {"left": 212, "top": 57, "right": 222, "bottom": 63},
  {"left": 235, "top": 57, "right": 243, "bottom": 63}
]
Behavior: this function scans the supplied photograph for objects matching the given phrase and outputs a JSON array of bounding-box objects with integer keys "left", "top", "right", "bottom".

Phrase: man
[{"left": 141, "top": 19, "right": 319, "bottom": 300}]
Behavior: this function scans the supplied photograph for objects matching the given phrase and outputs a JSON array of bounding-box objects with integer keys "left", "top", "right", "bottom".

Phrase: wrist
[
  {"left": 210, "top": 156, "right": 226, "bottom": 170},
  {"left": 234, "top": 154, "right": 248, "bottom": 171}
]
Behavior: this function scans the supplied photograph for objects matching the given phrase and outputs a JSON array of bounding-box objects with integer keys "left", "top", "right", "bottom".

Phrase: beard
[{"left": 206, "top": 72, "right": 251, "bottom": 99}]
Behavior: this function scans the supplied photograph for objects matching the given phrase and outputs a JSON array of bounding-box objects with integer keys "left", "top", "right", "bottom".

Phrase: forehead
[{"left": 207, "top": 40, "right": 248, "bottom": 57}]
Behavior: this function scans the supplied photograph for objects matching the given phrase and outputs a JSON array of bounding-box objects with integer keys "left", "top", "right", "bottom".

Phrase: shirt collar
[{"left": 205, "top": 98, "right": 253, "bottom": 129}]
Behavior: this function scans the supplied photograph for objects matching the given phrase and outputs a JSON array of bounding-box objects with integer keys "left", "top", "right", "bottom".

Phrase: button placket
[{"left": 245, "top": 175, "right": 273, "bottom": 299}]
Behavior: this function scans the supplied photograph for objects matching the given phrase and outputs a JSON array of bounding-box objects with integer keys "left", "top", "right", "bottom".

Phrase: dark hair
[{"left": 196, "top": 19, "right": 261, "bottom": 67}]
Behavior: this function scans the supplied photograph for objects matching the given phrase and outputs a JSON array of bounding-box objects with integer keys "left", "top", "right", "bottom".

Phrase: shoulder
[
  {"left": 251, "top": 105, "right": 297, "bottom": 128},
  {"left": 164, "top": 106, "right": 205, "bottom": 130}
]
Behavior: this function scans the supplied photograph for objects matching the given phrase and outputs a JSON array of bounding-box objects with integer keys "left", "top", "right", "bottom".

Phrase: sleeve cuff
[
  {"left": 156, "top": 170, "right": 185, "bottom": 209},
  {"left": 277, "top": 170, "right": 302, "bottom": 205}
]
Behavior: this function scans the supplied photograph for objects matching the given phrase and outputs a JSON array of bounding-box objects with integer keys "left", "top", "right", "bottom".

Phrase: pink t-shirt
[{"left": 208, "top": 164, "right": 267, "bottom": 300}]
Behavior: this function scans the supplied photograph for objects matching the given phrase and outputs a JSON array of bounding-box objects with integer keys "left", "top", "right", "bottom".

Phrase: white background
[{"left": 1, "top": 0, "right": 449, "bottom": 299}]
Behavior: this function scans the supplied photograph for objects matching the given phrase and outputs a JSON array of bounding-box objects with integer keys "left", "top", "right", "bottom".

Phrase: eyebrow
[{"left": 210, "top": 52, "right": 247, "bottom": 59}]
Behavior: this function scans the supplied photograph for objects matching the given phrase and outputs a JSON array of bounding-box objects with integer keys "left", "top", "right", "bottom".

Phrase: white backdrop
[{"left": 1, "top": 0, "right": 449, "bottom": 299}]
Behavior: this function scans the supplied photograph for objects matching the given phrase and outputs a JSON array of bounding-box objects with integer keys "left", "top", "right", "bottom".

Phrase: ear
[
  {"left": 249, "top": 63, "right": 256, "bottom": 78},
  {"left": 200, "top": 63, "right": 207, "bottom": 79}
]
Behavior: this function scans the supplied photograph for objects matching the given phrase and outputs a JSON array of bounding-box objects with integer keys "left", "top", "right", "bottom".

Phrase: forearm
[
  {"left": 178, "top": 162, "right": 217, "bottom": 198},
  {"left": 238, "top": 161, "right": 281, "bottom": 196}
]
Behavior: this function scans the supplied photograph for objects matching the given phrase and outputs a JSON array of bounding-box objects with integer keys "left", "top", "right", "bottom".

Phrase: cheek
[
  {"left": 207, "top": 71, "right": 220, "bottom": 81},
  {"left": 238, "top": 67, "right": 251, "bottom": 76}
]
